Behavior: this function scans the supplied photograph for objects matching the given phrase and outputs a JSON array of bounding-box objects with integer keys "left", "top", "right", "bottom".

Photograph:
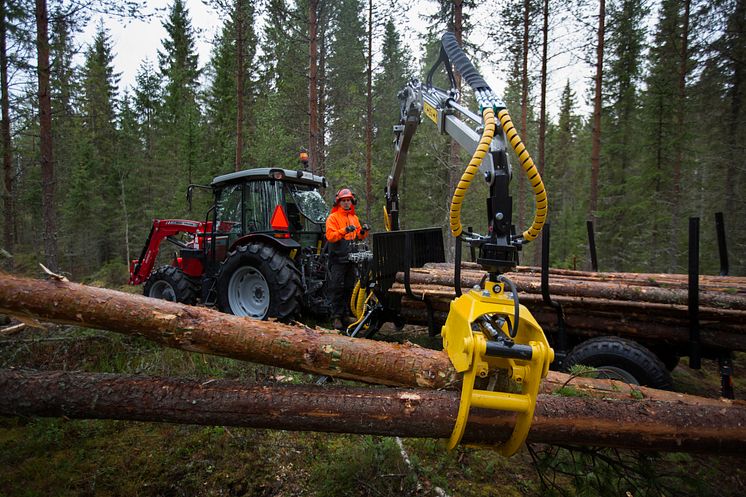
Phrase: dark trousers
[{"left": 327, "top": 261, "right": 356, "bottom": 318}]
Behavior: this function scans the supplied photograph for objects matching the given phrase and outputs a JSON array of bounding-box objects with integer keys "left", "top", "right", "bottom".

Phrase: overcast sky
[{"left": 82, "top": 1, "right": 220, "bottom": 91}]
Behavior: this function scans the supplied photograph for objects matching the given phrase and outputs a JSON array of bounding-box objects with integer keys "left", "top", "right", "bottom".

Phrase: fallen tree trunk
[
  {"left": 0, "top": 273, "right": 727, "bottom": 400},
  {"left": 1, "top": 369, "right": 743, "bottom": 454},
  {"left": 0, "top": 274, "right": 458, "bottom": 389}
]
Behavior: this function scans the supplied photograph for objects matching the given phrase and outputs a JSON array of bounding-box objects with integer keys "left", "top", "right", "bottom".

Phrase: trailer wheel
[
  {"left": 216, "top": 242, "right": 302, "bottom": 321},
  {"left": 563, "top": 337, "right": 674, "bottom": 390},
  {"left": 143, "top": 265, "right": 198, "bottom": 305}
]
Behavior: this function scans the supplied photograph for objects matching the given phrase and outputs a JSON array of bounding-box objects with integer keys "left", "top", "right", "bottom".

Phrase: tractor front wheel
[
  {"left": 216, "top": 242, "right": 302, "bottom": 321},
  {"left": 143, "top": 265, "right": 198, "bottom": 305}
]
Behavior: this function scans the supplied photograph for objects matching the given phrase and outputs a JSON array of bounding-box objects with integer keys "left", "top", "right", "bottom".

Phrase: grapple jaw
[{"left": 442, "top": 280, "right": 554, "bottom": 455}]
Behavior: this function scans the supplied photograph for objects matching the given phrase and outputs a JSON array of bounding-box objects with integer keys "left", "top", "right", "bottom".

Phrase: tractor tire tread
[
  {"left": 217, "top": 242, "right": 302, "bottom": 321},
  {"left": 143, "top": 265, "right": 199, "bottom": 305},
  {"left": 563, "top": 336, "right": 673, "bottom": 390}
]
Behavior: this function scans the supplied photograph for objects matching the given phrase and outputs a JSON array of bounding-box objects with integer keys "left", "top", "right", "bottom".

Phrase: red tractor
[{"left": 129, "top": 167, "right": 331, "bottom": 320}]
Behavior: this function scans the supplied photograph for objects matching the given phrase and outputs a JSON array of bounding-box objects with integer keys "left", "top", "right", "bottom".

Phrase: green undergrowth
[{"left": 1, "top": 325, "right": 745, "bottom": 496}]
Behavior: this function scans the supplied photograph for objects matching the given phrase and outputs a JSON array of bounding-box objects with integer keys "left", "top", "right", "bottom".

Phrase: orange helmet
[{"left": 334, "top": 188, "right": 356, "bottom": 205}]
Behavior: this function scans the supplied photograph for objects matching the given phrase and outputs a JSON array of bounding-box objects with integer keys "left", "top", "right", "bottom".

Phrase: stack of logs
[{"left": 390, "top": 263, "right": 746, "bottom": 353}]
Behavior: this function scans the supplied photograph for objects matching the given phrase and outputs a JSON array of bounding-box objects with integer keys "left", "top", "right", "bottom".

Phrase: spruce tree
[
  {"left": 325, "top": 0, "right": 367, "bottom": 203},
  {"left": 371, "top": 18, "right": 411, "bottom": 228},
  {"left": 66, "top": 22, "right": 120, "bottom": 272},
  {"left": 598, "top": 0, "right": 647, "bottom": 271},
  {"left": 640, "top": 0, "right": 684, "bottom": 271},
  {"left": 252, "top": 0, "right": 308, "bottom": 169},
  {"left": 158, "top": 0, "right": 203, "bottom": 213}
]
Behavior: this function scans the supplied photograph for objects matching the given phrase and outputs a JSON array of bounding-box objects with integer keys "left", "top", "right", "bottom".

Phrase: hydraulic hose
[
  {"left": 449, "top": 107, "right": 496, "bottom": 237},
  {"left": 350, "top": 280, "right": 362, "bottom": 317},
  {"left": 383, "top": 206, "right": 392, "bottom": 232},
  {"left": 348, "top": 279, "right": 374, "bottom": 331},
  {"left": 497, "top": 109, "right": 547, "bottom": 242}
]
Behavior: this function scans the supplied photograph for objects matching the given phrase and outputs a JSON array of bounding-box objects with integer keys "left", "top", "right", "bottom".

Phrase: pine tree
[
  {"left": 0, "top": 0, "right": 26, "bottom": 262},
  {"left": 35, "top": 0, "right": 58, "bottom": 270},
  {"left": 204, "top": 0, "right": 256, "bottom": 172}
]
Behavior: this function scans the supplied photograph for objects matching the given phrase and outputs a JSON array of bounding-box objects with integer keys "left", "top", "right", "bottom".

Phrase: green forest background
[{"left": 1, "top": 0, "right": 743, "bottom": 281}]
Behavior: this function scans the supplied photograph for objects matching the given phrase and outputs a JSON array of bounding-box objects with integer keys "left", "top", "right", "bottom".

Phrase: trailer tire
[
  {"left": 563, "top": 337, "right": 674, "bottom": 390},
  {"left": 216, "top": 242, "right": 302, "bottom": 321},
  {"left": 143, "top": 265, "right": 198, "bottom": 305}
]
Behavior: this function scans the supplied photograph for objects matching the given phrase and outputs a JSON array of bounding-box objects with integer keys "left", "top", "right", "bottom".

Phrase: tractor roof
[{"left": 211, "top": 168, "right": 327, "bottom": 188}]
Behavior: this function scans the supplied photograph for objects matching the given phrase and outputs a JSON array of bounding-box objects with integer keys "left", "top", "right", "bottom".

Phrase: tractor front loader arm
[{"left": 128, "top": 219, "right": 205, "bottom": 285}]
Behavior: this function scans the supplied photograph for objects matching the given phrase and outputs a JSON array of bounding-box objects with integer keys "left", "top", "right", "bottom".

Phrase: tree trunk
[
  {"left": 390, "top": 263, "right": 746, "bottom": 350},
  {"left": 446, "top": 0, "right": 464, "bottom": 259},
  {"left": 308, "top": 0, "right": 320, "bottom": 175},
  {"left": 0, "top": 0, "right": 12, "bottom": 262},
  {"left": 365, "top": 0, "right": 372, "bottom": 220},
  {"left": 35, "top": 0, "right": 57, "bottom": 270},
  {"left": 1, "top": 369, "right": 744, "bottom": 454},
  {"left": 589, "top": 0, "right": 605, "bottom": 225},
  {"left": 235, "top": 0, "right": 245, "bottom": 171},
  {"left": 534, "top": 0, "right": 549, "bottom": 265},
  {"left": 0, "top": 274, "right": 459, "bottom": 389},
  {"left": 519, "top": 0, "right": 530, "bottom": 231},
  {"left": 316, "top": 9, "right": 327, "bottom": 177},
  {"left": 725, "top": 0, "right": 744, "bottom": 211}
]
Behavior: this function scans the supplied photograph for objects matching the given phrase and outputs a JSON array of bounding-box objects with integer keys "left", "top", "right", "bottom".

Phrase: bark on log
[
  {"left": 0, "top": 274, "right": 458, "bottom": 389},
  {"left": 1, "top": 369, "right": 744, "bottom": 454}
]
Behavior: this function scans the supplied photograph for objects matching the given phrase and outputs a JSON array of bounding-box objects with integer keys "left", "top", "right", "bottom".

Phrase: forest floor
[{"left": 1, "top": 299, "right": 745, "bottom": 496}]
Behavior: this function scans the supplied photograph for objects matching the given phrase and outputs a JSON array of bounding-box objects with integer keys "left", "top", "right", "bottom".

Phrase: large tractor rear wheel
[
  {"left": 216, "top": 242, "right": 302, "bottom": 321},
  {"left": 562, "top": 336, "right": 674, "bottom": 390},
  {"left": 143, "top": 265, "right": 198, "bottom": 305}
]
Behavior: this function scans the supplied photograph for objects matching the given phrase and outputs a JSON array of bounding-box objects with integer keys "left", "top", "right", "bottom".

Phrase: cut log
[
  {"left": 396, "top": 268, "right": 746, "bottom": 309},
  {"left": 0, "top": 274, "right": 458, "bottom": 389},
  {"left": 391, "top": 263, "right": 746, "bottom": 352},
  {"left": 1, "top": 369, "right": 744, "bottom": 454}
]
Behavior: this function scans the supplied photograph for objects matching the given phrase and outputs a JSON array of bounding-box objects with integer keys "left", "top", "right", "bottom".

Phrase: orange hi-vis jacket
[{"left": 325, "top": 204, "right": 368, "bottom": 262}]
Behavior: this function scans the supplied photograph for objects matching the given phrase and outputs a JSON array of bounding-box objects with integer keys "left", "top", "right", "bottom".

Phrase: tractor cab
[{"left": 208, "top": 168, "right": 329, "bottom": 264}]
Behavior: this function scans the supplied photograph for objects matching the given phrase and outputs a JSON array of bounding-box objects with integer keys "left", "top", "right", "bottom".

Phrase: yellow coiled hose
[
  {"left": 497, "top": 109, "right": 547, "bottom": 242},
  {"left": 348, "top": 279, "right": 374, "bottom": 331},
  {"left": 449, "top": 107, "right": 496, "bottom": 237},
  {"left": 448, "top": 107, "right": 548, "bottom": 242}
]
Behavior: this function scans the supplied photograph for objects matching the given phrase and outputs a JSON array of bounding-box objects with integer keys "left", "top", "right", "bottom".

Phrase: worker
[{"left": 325, "top": 188, "right": 369, "bottom": 330}]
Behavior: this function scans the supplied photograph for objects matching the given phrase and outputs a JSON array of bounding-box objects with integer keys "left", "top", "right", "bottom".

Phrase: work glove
[
  {"left": 360, "top": 224, "right": 370, "bottom": 234},
  {"left": 345, "top": 225, "right": 356, "bottom": 233}
]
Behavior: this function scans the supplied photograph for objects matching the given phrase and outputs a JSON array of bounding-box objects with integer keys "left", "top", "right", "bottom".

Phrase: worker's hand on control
[
  {"left": 361, "top": 224, "right": 370, "bottom": 233},
  {"left": 345, "top": 225, "right": 356, "bottom": 233}
]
